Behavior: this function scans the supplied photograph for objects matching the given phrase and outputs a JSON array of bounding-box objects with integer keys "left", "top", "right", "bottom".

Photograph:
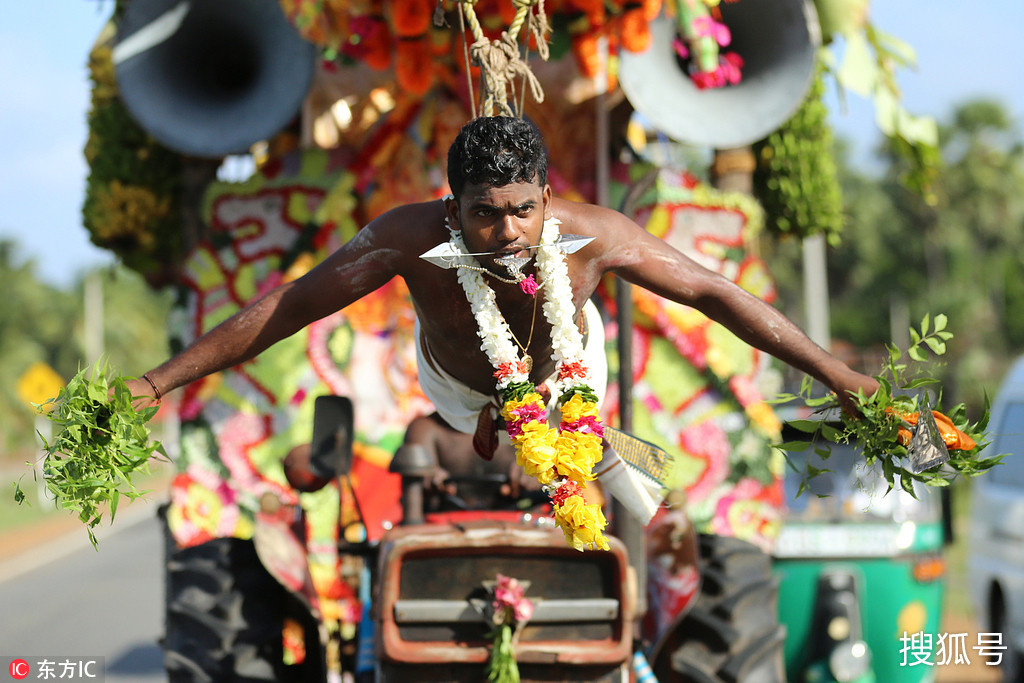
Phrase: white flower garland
[
  {"left": 447, "top": 215, "right": 589, "bottom": 390},
  {"left": 447, "top": 210, "right": 610, "bottom": 552}
]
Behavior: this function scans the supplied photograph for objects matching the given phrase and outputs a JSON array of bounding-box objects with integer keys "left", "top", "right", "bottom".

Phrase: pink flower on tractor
[{"left": 493, "top": 574, "right": 534, "bottom": 624}]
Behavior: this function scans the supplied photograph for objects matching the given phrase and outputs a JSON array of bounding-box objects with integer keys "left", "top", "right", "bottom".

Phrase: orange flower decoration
[
  {"left": 557, "top": 360, "right": 589, "bottom": 382},
  {"left": 619, "top": 8, "right": 651, "bottom": 53},
  {"left": 396, "top": 37, "right": 435, "bottom": 95},
  {"left": 641, "top": 0, "right": 662, "bottom": 20},
  {"left": 571, "top": 32, "right": 602, "bottom": 78},
  {"left": 360, "top": 16, "right": 394, "bottom": 70},
  {"left": 388, "top": 0, "right": 434, "bottom": 37},
  {"left": 888, "top": 408, "right": 978, "bottom": 451}
]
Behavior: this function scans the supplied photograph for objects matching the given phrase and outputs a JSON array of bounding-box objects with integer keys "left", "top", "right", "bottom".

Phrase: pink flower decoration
[
  {"left": 513, "top": 402, "right": 546, "bottom": 421},
  {"left": 692, "top": 69, "right": 725, "bottom": 90},
  {"left": 493, "top": 574, "right": 534, "bottom": 624},
  {"left": 690, "top": 53, "right": 744, "bottom": 90},
  {"left": 720, "top": 52, "right": 744, "bottom": 85},
  {"left": 679, "top": 420, "right": 730, "bottom": 502},
  {"left": 561, "top": 415, "right": 605, "bottom": 438},
  {"left": 692, "top": 16, "right": 731, "bottom": 46},
  {"left": 514, "top": 598, "right": 534, "bottom": 622},
  {"left": 673, "top": 36, "right": 690, "bottom": 59},
  {"left": 519, "top": 274, "right": 539, "bottom": 296}
]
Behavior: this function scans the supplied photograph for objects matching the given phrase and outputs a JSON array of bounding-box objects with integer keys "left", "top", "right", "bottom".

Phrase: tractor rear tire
[{"left": 654, "top": 534, "right": 787, "bottom": 683}]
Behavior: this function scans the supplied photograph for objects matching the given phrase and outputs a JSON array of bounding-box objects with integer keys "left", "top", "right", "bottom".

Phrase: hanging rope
[{"left": 458, "top": 0, "right": 550, "bottom": 118}]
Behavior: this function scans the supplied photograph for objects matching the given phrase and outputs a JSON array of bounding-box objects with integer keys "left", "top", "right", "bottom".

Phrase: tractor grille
[
  {"left": 375, "top": 522, "right": 634, "bottom": 669},
  {"left": 396, "top": 550, "right": 620, "bottom": 642}
]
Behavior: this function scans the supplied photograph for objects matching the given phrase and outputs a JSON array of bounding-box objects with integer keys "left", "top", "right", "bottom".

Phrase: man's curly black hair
[{"left": 447, "top": 116, "right": 548, "bottom": 198}]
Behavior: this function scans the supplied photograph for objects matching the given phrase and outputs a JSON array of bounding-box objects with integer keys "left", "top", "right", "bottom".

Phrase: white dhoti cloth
[
  {"left": 414, "top": 298, "right": 607, "bottom": 434},
  {"left": 415, "top": 298, "right": 659, "bottom": 524}
]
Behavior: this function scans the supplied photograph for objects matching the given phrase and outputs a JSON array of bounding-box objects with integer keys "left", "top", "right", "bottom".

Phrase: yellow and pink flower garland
[{"left": 449, "top": 214, "right": 610, "bottom": 551}]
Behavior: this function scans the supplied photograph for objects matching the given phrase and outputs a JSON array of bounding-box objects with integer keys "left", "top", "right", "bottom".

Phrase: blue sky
[{"left": 1, "top": 1, "right": 1022, "bottom": 287}]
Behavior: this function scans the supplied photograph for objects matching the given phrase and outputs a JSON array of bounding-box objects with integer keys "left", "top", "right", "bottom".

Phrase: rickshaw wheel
[{"left": 653, "top": 534, "right": 787, "bottom": 683}]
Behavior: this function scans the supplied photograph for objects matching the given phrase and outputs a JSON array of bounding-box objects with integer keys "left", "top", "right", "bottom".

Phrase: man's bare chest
[{"left": 410, "top": 268, "right": 590, "bottom": 394}]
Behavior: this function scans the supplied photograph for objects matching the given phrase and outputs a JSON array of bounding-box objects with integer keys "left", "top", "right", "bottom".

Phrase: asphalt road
[{"left": 0, "top": 508, "right": 168, "bottom": 682}]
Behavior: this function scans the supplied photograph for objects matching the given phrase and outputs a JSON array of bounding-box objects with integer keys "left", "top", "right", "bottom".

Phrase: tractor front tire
[
  {"left": 162, "top": 536, "right": 324, "bottom": 682},
  {"left": 653, "top": 534, "right": 786, "bottom": 683}
]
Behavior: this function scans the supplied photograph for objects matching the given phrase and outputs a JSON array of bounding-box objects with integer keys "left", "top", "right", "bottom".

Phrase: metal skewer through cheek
[
  {"left": 418, "top": 234, "right": 595, "bottom": 271},
  {"left": 494, "top": 254, "right": 533, "bottom": 280}
]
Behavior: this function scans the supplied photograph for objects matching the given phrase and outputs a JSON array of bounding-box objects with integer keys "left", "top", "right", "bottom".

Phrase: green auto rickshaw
[{"left": 773, "top": 438, "right": 950, "bottom": 683}]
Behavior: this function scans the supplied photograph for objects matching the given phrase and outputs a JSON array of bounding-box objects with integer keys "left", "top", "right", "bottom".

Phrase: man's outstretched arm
[
  {"left": 592, "top": 205, "right": 878, "bottom": 412},
  {"left": 126, "top": 211, "right": 410, "bottom": 401}
]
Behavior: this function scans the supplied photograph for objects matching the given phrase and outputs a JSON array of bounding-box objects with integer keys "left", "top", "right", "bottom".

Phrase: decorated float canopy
[
  {"left": 107, "top": 0, "right": 843, "bottom": 158},
  {"left": 618, "top": 0, "right": 821, "bottom": 149}
]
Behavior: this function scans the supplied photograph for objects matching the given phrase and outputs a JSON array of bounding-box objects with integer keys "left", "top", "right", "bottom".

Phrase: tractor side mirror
[{"left": 310, "top": 395, "right": 354, "bottom": 480}]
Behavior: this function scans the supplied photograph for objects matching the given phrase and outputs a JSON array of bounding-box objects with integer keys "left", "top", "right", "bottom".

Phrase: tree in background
[
  {"left": 0, "top": 241, "right": 171, "bottom": 458},
  {"left": 766, "top": 98, "right": 1024, "bottom": 413},
  {"left": 926, "top": 101, "right": 1024, "bottom": 403}
]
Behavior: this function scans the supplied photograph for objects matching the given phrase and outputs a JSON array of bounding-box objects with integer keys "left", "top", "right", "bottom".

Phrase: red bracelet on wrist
[{"left": 142, "top": 373, "right": 163, "bottom": 402}]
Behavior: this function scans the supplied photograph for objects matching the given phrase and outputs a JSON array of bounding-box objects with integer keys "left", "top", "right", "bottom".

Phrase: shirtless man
[{"left": 128, "top": 115, "right": 875, "bottom": 441}]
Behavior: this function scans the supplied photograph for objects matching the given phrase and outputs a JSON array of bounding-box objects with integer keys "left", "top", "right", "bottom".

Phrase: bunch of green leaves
[
  {"left": 12, "top": 361, "right": 167, "bottom": 548},
  {"left": 775, "top": 314, "right": 1001, "bottom": 497}
]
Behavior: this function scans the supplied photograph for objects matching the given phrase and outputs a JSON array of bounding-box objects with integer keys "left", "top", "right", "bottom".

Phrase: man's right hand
[{"left": 123, "top": 377, "right": 161, "bottom": 409}]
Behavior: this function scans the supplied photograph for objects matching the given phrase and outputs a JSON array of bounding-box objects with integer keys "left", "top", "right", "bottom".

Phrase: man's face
[{"left": 448, "top": 180, "right": 552, "bottom": 274}]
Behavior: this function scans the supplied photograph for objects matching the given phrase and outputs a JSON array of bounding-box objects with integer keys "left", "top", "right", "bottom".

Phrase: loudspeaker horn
[
  {"left": 619, "top": 0, "right": 821, "bottom": 149},
  {"left": 114, "top": 0, "right": 317, "bottom": 158}
]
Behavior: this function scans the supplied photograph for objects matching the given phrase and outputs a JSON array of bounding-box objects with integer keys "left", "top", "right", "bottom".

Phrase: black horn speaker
[
  {"left": 618, "top": 0, "right": 821, "bottom": 149},
  {"left": 113, "top": 0, "right": 318, "bottom": 158}
]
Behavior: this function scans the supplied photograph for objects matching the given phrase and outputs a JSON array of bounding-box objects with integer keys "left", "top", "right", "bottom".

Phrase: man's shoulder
[
  {"left": 550, "top": 196, "right": 629, "bottom": 235},
  {"left": 375, "top": 198, "right": 447, "bottom": 225},
  {"left": 367, "top": 199, "right": 448, "bottom": 244}
]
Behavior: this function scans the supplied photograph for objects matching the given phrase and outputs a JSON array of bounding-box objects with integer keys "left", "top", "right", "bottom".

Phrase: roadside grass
[{"left": 1, "top": 461, "right": 57, "bottom": 533}]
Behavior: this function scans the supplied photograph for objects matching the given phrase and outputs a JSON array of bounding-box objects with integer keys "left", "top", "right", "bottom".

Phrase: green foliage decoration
[
  {"left": 12, "top": 361, "right": 167, "bottom": 548},
  {"left": 82, "top": 17, "right": 184, "bottom": 281},
  {"left": 820, "top": 16, "right": 942, "bottom": 204},
  {"left": 774, "top": 314, "right": 1001, "bottom": 496},
  {"left": 754, "top": 62, "right": 845, "bottom": 245}
]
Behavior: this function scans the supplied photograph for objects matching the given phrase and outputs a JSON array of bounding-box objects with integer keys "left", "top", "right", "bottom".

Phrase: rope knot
[{"left": 459, "top": 0, "right": 550, "bottom": 117}]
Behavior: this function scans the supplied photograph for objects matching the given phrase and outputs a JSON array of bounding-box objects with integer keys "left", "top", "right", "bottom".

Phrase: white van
[{"left": 968, "top": 354, "right": 1024, "bottom": 681}]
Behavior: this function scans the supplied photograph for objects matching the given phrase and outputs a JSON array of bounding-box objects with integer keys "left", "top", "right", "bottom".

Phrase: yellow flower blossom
[
  {"left": 90, "top": 180, "right": 170, "bottom": 249},
  {"left": 515, "top": 421, "right": 559, "bottom": 485},
  {"left": 555, "top": 495, "right": 610, "bottom": 551},
  {"left": 705, "top": 344, "right": 733, "bottom": 378},
  {"left": 554, "top": 432, "right": 602, "bottom": 483},
  {"left": 559, "top": 394, "right": 599, "bottom": 424},
  {"left": 746, "top": 400, "right": 782, "bottom": 438}
]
